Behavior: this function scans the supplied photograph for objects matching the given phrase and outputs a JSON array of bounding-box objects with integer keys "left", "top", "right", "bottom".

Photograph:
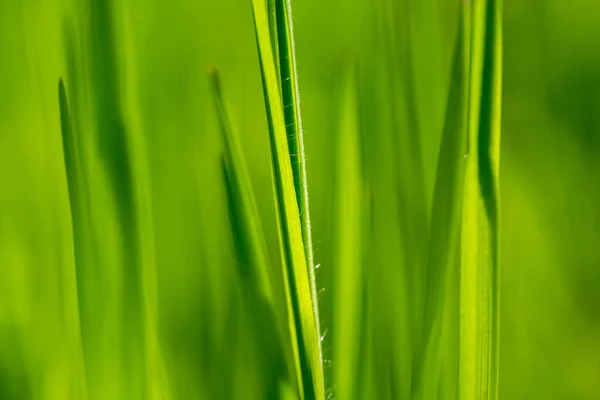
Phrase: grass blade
[
  {"left": 272, "top": 0, "right": 322, "bottom": 365},
  {"left": 249, "top": 1, "right": 325, "bottom": 398},
  {"left": 84, "top": 0, "right": 151, "bottom": 395},
  {"left": 381, "top": 0, "right": 431, "bottom": 339},
  {"left": 460, "top": 0, "right": 502, "bottom": 399},
  {"left": 210, "top": 67, "right": 274, "bottom": 305},
  {"left": 58, "top": 78, "right": 93, "bottom": 397},
  {"left": 414, "top": 11, "right": 468, "bottom": 399},
  {"left": 210, "top": 67, "right": 294, "bottom": 398},
  {"left": 332, "top": 67, "right": 364, "bottom": 400},
  {"left": 267, "top": 0, "right": 280, "bottom": 79},
  {"left": 354, "top": 11, "right": 414, "bottom": 396}
]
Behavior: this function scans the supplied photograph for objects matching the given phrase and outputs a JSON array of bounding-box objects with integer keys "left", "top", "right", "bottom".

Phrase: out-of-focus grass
[
  {"left": 332, "top": 65, "right": 363, "bottom": 400},
  {"left": 0, "top": 0, "right": 599, "bottom": 399}
]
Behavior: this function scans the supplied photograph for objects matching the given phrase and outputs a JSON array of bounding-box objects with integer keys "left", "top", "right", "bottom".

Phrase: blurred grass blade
[
  {"left": 381, "top": 0, "right": 430, "bottom": 339},
  {"left": 460, "top": 0, "right": 502, "bottom": 399},
  {"left": 86, "top": 0, "right": 150, "bottom": 395},
  {"left": 210, "top": 67, "right": 294, "bottom": 398},
  {"left": 58, "top": 78, "right": 92, "bottom": 396},
  {"left": 58, "top": 79, "right": 79, "bottom": 280},
  {"left": 279, "top": 380, "right": 300, "bottom": 400},
  {"left": 333, "top": 66, "right": 364, "bottom": 400},
  {"left": 415, "top": 11, "right": 468, "bottom": 399},
  {"left": 210, "top": 68, "right": 274, "bottom": 304},
  {"left": 272, "top": 0, "right": 322, "bottom": 360},
  {"left": 250, "top": 0, "right": 325, "bottom": 398}
]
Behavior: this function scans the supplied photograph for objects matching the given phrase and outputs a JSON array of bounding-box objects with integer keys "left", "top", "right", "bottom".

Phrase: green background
[{"left": 0, "top": 0, "right": 599, "bottom": 398}]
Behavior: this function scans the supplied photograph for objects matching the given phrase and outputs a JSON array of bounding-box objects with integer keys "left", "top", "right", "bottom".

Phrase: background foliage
[{"left": 0, "top": 0, "right": 599, "bottom": 398}]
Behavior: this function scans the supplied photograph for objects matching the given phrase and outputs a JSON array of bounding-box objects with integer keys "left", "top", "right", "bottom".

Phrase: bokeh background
[{"left": 0, "top": 0, "right": 599, "bottom": 398}]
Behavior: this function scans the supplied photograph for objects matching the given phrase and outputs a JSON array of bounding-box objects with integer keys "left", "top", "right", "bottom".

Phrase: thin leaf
[
  {"left": 210, "top": 68, "right": 274, "bottom": 303},
  {"left": 211, "top": 67, "right": 295, "bottom": 398},
  {"left": 333, "top": 66, "right": 364, "bottom": 400},
  {"left": 414, "top": 11, "right": 467, "bottom": 399},
  {"left": 460, "top": 0, "right": 502, "bottom": 399},
  {"left": 58, "top": 78, "right": 93, "bottom": 394},
  {"left": 267, "top": 0, "right": 281, "bottom": 79},
  {"left": 360, "top": 5, "right": 418, "bottom": 396},
  {"left": 249, "top": 1, "right": 325, "bottom": 398},
  {"left": 272, "top": 0, "right": 322, "bottom": 365},
  {"left": 381, "top": 0, "right": 431, "bottom": 339},
  {"left": 85, "top": 0, "right": 150, "bottom": 395}
]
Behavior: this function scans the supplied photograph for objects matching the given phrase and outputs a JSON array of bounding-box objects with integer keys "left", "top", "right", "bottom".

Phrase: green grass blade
[
  {"left": 58, "top": 78, "right": 92, "bottom": 396},
  {"left": 249, "top": 1, "right": 325, "bottom": 398},
  {"left": 332, "top": 67, "right": 364, "bottom": 400},
  {"left": 460, "top": 0, "right": 502, "bottom": 399},
  {"left": 414, "top": 12, "right": 467, "bottom": 399},
  {"left": 58, "top": 79, "right": 80, "bottom": 266},
  {"left": 272, "top": 0, "right": 322, "bottom": 362},
  {"left": 210, "top": 68, "right": 274, "bottom": 304},
  {"left": 210, "top": 67, "right": 295, "bottom": 398},
  {"left": 355, "top": 11, "right": 415, "bottom": 396},
  {"left": 86, "top": 0, "right": 150, "bottom": 396},
  {"left": 279, "top": 380, "right": 300, "bottom": 400},
  {"left": 381, "top": 0, "right": 431, "bottom": 339},
  {"left": 267, "top": 0, "right": 280, "bottom": 79}
]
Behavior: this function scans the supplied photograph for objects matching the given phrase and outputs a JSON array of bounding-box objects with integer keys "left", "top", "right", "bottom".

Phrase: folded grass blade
[
  {"left": 249, "top": 0, "right": 325, "bottom": 398},
  {"left": 460, "top": 0, "right": 502, "bottom": 399},
  {"left": 271, "top": 0, "right": 322, "bottom": 362}
]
